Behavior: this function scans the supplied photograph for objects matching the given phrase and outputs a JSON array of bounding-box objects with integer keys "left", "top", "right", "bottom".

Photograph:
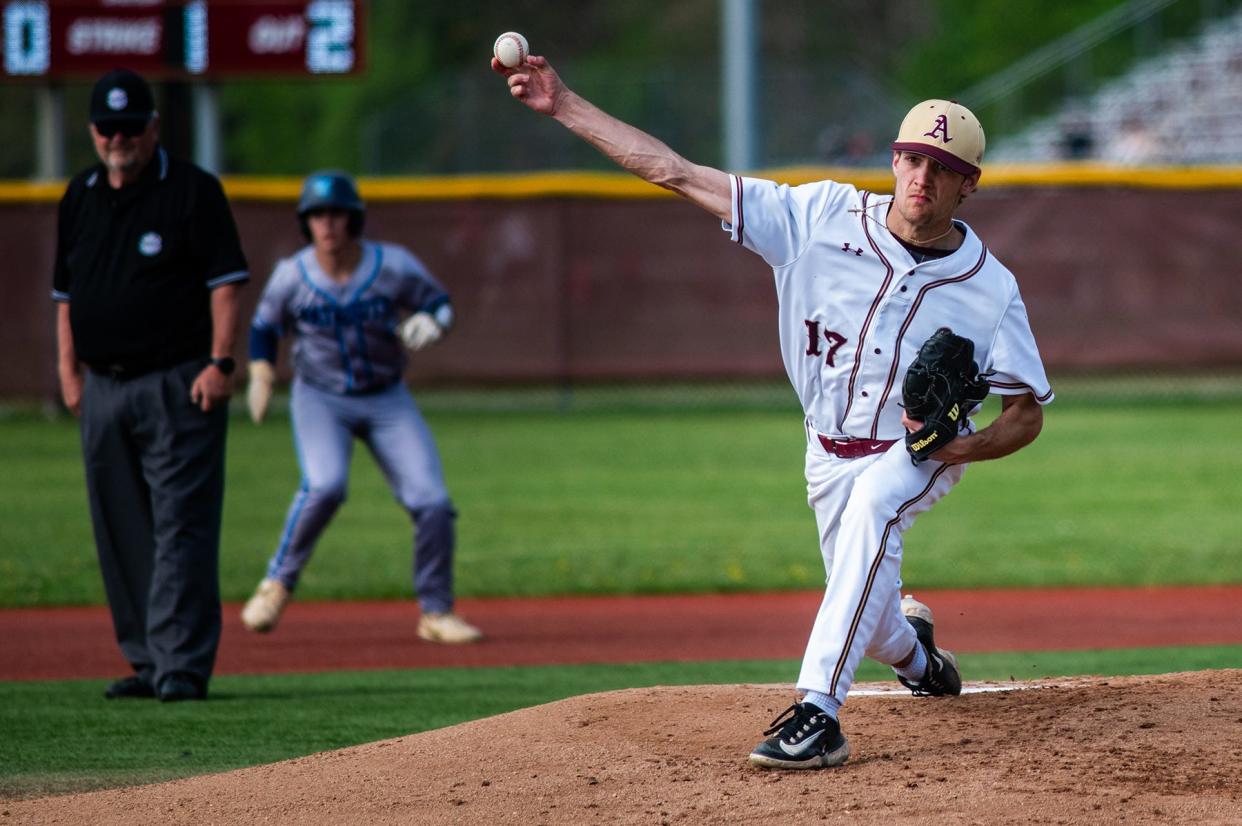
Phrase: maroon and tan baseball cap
[{"left": 891, "top": 99, "right": 985, "bottom": 176}]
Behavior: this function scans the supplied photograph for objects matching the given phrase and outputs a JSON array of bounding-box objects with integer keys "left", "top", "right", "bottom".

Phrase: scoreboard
[{"left": 2, "top": 0, "right": 365, "bottom": 78}]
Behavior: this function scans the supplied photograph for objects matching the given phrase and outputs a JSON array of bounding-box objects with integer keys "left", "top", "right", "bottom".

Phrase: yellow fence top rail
[{"left": 2, "top": 164, "right": 1240, "bottom": 203}]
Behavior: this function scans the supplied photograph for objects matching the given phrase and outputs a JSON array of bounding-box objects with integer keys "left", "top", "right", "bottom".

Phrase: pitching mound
[{"left": 8, "top": 671, "right": 1239, "bottom": 825}]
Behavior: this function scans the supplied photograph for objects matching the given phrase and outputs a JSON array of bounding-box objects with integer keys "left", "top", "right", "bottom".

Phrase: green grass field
[
  {"left": 2, "top": 394, "right": 1240, "bottom": 607},
  {"left": 1, "top": 386, "right": 1239, "bottom": 799}
]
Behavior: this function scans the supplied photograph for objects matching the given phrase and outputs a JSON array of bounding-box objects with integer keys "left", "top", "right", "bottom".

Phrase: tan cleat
[
  {"left": 240, "top": 578, "right": 290, "bottom": 633},
  {"left": 417, "top": 612, "right": 483, "bottom": 644}
]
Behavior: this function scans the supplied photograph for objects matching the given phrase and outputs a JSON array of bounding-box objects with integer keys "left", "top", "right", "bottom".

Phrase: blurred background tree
[{"left": 0, "top": 0, "right": 1219, "bottom": 177}]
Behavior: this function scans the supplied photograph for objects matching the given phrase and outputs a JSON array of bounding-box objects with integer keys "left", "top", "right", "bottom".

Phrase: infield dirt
[
  {"left": 7, "top": 586, "right": 1242, "bottom": 680},
  {"left": 6, "top": 670, "right": 1239, "bottom": 825}
]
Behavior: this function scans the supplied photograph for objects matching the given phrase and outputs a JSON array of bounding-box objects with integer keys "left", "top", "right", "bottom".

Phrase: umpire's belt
[
  {"left": 87, "top": 354, "right": 192, "bottom": 380},
  {"left": 89, "top": 361, "right": 159, "bottom": 380},
  {"left": 817, "top": 435, "right": 896, "bottom": 459}
]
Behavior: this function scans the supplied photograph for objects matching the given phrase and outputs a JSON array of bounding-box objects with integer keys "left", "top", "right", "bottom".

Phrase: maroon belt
[{"left": 817, "top": 435, "right": 897, "bottom": 459}]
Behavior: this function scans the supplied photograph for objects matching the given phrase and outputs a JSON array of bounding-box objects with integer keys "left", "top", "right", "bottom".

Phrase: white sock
[
  {"left": 893, "top": 643, "right": 929, "bottom": 681},
  {"left": 800, "top": 690, "right": 840, "bottom": 719}
]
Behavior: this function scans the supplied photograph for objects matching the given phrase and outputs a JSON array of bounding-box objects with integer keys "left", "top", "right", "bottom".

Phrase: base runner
[{"left": 241, "top": 170, "right": 482, "bottom": 645}]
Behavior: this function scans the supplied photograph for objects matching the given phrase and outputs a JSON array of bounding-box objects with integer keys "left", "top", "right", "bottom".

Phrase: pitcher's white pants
[{"left": 796, "top": 437, "right": 966, "bottom": 705}]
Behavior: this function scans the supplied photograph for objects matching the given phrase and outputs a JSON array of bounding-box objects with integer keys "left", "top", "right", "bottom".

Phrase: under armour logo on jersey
[
  {"left": 841, "top": 242, "right": 864, "bottom": 256},
  {"left": 924, "top": 114, "right": 953, "bottom": 143}
]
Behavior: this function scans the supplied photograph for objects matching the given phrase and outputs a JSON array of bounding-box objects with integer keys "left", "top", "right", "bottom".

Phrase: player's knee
[
  {"left": 399, "top": 485, "right": 451, "bottom": 514},
  {"left": 305, "top": 480, "right": 348, "bottom": 508},
  {"left": 411, "top": 501, "right": 456, "bottom": 527}
]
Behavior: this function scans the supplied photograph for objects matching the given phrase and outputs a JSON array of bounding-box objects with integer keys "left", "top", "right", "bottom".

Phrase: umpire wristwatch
[{"left": 210, "top": 356, "right": 236, "bottom": 375}]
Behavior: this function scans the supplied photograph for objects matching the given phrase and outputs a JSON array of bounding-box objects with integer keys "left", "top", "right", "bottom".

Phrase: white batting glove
[
  {"left": 246, "top": 359, "right": 275, "bottom": 424},
  {"left": 398, "top": 309, "right": 451, "bottom": 352}
]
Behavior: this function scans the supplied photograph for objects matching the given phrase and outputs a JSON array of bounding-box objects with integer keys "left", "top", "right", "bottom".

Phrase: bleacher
[{"left": 991, "top": 8, "right": 1242, "bottom": 164}]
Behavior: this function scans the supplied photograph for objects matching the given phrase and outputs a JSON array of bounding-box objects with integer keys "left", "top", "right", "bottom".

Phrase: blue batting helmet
[{"left": 297, "top": 170, "right": 365, "bottom": 238}]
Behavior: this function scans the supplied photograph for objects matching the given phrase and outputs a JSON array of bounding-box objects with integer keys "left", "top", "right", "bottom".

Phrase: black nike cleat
[
  {"left": 748, "top": 701, "right": 850, "bottom": 769},
  {"left": 897, "top": 595, "right": 962, "bottom": 697}
]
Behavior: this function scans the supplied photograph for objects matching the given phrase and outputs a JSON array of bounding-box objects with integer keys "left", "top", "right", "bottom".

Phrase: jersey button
[
  {"left": 900, "top": 285, "right": 908, "bottom": 292},
  {"left": 860, "top": 390, "right": 869, "bottom": 397},
  {"left": 874, "top": 348, "right": 881, "bottom": 354}
]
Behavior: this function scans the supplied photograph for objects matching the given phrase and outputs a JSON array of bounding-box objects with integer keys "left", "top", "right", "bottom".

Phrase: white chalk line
[{"left": 848, "top": 681, "right": 1044, "bottom": 697}]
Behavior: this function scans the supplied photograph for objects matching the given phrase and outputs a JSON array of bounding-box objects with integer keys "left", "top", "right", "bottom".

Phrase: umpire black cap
[
  {"left": 90, "top": 68, "right": 155, "bottom": 126},
  {"left": 297, "top": 170, "right": 365, "bottom": 238}
]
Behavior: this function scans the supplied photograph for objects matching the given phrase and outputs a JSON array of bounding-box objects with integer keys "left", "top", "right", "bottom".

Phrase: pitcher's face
[{"left": 890, "top": 150, "right": 977, "bottom": 228}]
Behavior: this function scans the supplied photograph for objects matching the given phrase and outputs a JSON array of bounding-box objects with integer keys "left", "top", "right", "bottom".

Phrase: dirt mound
[{"left": 7, "top": 671, "right": 1240, "bottom": 825}]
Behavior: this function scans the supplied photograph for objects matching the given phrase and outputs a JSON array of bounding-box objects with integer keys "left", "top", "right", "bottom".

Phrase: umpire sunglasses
[{"left": 93, "top": 118, "right": 150, "bottom": 139}]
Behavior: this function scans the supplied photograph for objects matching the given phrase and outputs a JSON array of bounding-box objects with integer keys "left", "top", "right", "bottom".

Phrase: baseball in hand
[{"left": 493, "top": 31, "right": 529, "bottom": 69}]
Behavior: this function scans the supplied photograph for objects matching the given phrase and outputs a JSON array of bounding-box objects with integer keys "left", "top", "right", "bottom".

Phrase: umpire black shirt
[{"left": 53, "top": 147, "right": 249, "bottom": 374}]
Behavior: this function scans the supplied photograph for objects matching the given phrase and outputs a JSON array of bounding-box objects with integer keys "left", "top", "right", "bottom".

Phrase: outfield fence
[{"left": 2, "top": 166, "right": 1240, "bottom": 406}]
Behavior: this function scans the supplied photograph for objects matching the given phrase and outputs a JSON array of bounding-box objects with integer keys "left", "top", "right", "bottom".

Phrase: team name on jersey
[{"left": 298, "top": 296, "right": 394, "bottom": 328}]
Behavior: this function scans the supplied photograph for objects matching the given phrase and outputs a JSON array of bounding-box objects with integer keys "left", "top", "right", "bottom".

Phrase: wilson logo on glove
[{"left": 901, "top": 328, "right": 990, "bottom": 465}]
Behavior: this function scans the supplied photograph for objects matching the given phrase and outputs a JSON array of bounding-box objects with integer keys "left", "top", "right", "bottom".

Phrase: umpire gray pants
[{"left": 80, "top": 359, "right": 227, "bottom": 690}]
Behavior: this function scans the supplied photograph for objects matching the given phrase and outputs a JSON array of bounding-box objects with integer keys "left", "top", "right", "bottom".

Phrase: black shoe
[
  {"left": 897, "top": 596, "right": 962, "bottom": 697},
  {"left": 748, "top": 702, "right": 850, "bottom": 769},
  {"left": 103, "top": 675, "right": 155, "bottom": 699},
  {"left": 157, "top": 673, "right": 206, "bottom": 703}
]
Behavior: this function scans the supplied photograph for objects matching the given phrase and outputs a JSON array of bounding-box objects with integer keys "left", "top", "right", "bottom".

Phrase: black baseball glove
[{"left": 901, "top": 327, "right": 991, "bottom": 464}]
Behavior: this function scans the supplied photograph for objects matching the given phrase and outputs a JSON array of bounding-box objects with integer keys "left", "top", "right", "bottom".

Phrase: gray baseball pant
[
  {"left": 80, "top": 360, "right": 226, "bottom": 690},
  {"left": 263, "top": 379, "right": 457, "bottom": 613}
]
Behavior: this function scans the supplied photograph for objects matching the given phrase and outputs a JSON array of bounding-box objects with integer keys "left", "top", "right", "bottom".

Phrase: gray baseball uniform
[{"left": 249, "top": 240, "right": 457, "bottom": 612}]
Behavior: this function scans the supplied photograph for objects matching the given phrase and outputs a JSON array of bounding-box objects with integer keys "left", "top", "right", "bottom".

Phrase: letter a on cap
[{"left": 924, "top": 114, "right": 952, "bottom": 144}]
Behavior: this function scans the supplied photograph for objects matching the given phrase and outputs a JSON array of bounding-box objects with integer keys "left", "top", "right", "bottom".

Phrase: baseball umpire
[
  {"left": 495, "top": 58, "right": 1053, "bottom": 767},
  {"left": 239, "top": 171, "right": 482, "bottom": 645},
  {"left": 53, "top": 68, "right": 249, "bottom": 702}
]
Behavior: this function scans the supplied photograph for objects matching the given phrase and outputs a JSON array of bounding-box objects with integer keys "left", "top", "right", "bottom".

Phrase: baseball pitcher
[{"left": 495, "top": 57, "right": 1052, "bottom": 767}]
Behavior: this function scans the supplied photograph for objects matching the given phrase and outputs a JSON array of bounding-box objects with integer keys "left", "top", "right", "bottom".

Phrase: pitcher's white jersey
[{"left": 724, "top": 176, "right": 1053, "bottom": 439}]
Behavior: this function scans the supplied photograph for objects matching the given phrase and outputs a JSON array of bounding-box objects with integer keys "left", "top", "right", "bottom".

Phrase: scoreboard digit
[
  {"left": 306, "top": 0, "right": 354, "bottom": 74},
  {"left": 3, "top": 2, "right": 50, "bottom": 76},
  {"left": 0, "top": 0, "right": 365, "bottom": 78}
]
